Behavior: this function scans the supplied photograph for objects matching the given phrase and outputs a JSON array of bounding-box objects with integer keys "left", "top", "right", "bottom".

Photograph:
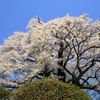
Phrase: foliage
[
  {"left": 0, "top": 88, "right": 11, "bottom": 99},
  {"left": 0, "top": 15, "right": 100, "bottom": 95},
  {"left": 13, "top": 79, "right": 92, "bottom": 100}
]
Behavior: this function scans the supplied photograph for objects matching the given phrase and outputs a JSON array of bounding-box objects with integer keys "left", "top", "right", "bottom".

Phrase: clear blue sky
[{"left": 0, "top": 0, "right": 100, "bottom": 44}]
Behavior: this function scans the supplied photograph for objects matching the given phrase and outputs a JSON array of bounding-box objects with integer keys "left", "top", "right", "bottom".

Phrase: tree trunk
[{"left": 57, "top": 42, "right": 66, "bottom": 82}]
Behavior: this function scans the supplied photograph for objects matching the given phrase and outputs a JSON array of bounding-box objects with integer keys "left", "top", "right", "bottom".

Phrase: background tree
[
  {"left": 0, "top": 15, "right": 100, "bottom": 95},
  {"left": 0, "top": 88, "right": 11, "bottom": 99}
]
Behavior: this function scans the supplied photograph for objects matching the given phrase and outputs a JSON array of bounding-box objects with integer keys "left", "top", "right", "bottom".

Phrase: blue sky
[{"left": 0, "top": 0, "right": 100, "bottom": 44}]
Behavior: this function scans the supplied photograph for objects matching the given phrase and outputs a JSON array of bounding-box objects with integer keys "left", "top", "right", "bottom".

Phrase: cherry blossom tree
[{"left": 0, "top": 15, "right": 100, "bottom": 94}]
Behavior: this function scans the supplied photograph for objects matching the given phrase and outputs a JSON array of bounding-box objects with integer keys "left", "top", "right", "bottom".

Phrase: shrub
[
  {"left": 0, "top": 88, "right": 11, "bottom": 99},
  {"left": 13, "top": 78, "right": 92, "bottom": 100}
]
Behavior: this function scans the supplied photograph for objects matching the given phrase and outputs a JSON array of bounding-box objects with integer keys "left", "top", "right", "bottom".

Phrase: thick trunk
[
  {"left": 72, "top": 78, "right": 80, "bottom": 86},
  {"left": 57, "top": 42, "right": 66, "bottom": 82},
  {"left": 43, "top": 66, "right": 51, "bottom": 77},
  {"left": 57, "top": 68, "right": 66, "bottom": 82}
]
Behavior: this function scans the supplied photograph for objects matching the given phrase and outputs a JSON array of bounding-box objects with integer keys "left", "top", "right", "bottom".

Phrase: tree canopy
[
  {"left": 0, "top": 88, "right": 11, "bottom": 99},
  {"left": 13, "top": 79, "right": 92, "bottom": 100},
  {"left": 0, "top": 15, "right": 100, "bottom": 95}
]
